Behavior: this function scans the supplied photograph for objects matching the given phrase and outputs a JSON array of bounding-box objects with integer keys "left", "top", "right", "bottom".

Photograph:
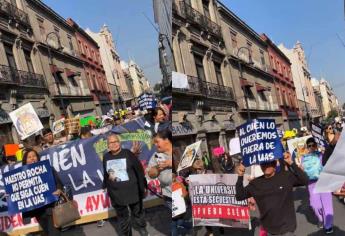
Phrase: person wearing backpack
[{"left": 301, "top": 137, "right": 334, "bottom": 234}]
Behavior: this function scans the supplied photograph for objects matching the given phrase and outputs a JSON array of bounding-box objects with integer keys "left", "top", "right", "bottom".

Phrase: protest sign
[
  {"left": 177, "top": 141, "right": 201, "bottom": 172},
  {"left": 315, "top": 130, "right": 345, "bottom": 193},
  {"left": 138, "top": 93, "right": 156, "bottom": 110},
  {"left": 237, "top": 119, "right": 284, "bottom": 167},
  {"left": 287, "top": 135, "right": 311, "bottom": 166},
  {"left": 0, "top": 117, "right": 162, "bottom": 235},
  {"left": 172, "top": 188, "right": 186, "bottom": 218},
  {"left": 52, "top": 118, "right": 65, "bottom": 135},
  {"left": 189, "top": 174, "right": 250, "bottom": 228},
  {"left": 311, "top": 123, "right": 327, "bottom": 147},
  {"left": 229, "top": 138, "right": 241, "bottom": 156},
  {"left": 9, "top": 103, "right": 43, "bottom": 140},
  {"left": 212, "top": 147, "right": 225, "bottom": 157},
  {"left": 80, "top": 116, "right": 96, "bottom": 127},
  {"left": 3, "top": 160, "right": 57, "bottom": 215}
]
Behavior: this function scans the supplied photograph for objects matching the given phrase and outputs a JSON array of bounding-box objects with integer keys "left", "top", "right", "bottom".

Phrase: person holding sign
[
  {"left": 301, "top": 138, "right": 334, "bottom": 234},
  {"left": 236, "top": 152, "right": 309, "bottom": 236},
  {"left": 21, "top": 149, "right": 63, "bottom": 236},
  {"left": 103, "top": 133, "right": 149, "bottom": 236}
]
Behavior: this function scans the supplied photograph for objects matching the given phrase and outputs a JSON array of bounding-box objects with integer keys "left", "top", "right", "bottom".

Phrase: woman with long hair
[{"left": 21, "top": 149, "right": 63, "bottom": 236}]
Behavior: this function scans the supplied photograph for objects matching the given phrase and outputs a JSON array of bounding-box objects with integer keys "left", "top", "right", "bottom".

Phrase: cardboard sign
[
  {"left": 189, "top": 174, "right": 250, "bottom": 228},
  {"left": 172, "top": 188, "right": 186, "bottom": 218},
  {"left": 3, "top": 160, "right": 58, "bottom": 215},
  {"left": 9, "top": 103, "right": 43, "bottom": 140},
  {"left": 237, "top": 119, "right": 284, "bottom": 167},
  {"left": 177, "top": 141, "right": 201, "bottom": 172},
  {"left": 287, "top": 135, "right": 311, "bottom": 166},
  {"left": 52, "top": 118, "right": 65, "bottom": 135},
  {"left": 212, "top": 147, "right": 225, "bottom": 157},
  {"left": 229, "top": 138, "right": 241, "bottom": 156}
]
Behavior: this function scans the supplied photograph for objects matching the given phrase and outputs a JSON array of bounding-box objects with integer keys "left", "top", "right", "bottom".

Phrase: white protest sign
[
  {"left": 229, "top": 137, "right": 241, "bottom": 155},
  {"left": 9, "top": 103, "right": 43, "bottom": 140},
  {"left": 52, "top": 118, "right": 65, "bottom": 135},
  {"left": 315, "top": 130, "right": 345, "bottom": 193},
  {"left": 287, "top": 135, "right": 311, "bottom": 166},
  {"left": 177, "top": 141, "right": 201, "bottom": 172},
  {"left": 172, "top": 188, "right": 186, "bottom": 218}
]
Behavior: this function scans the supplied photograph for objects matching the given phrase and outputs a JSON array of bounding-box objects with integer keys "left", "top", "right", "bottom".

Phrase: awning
[
  {"left": 50, "top": 64, "right": 64, "bottom": 74},
  {"left": 240, "top": 79, "right": 254, "bottom": 87},
  {"left": 256, "top": 83, "right": 269, "bottom": 92},
  {"left": 65, "top": 68, "right": 77, "bottom": 77}
]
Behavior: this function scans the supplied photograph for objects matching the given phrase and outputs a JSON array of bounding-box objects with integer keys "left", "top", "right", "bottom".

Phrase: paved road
[
  {"left": 59, "top": 205, "right": 170, "bottom": 236},
  {"left": 194, "top": 187, "right": 345, "bottom": 236}
]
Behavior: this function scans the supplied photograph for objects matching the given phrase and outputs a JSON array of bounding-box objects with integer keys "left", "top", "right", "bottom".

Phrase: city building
[
  {"left": 172, "top": 0, "right": 237, "bottom": 159},
  {"left": 86, "top": 25, "right": 133, "bottom": 108},
  {"left": 217, "top": 1, "right": 282, "bottom": 127},
  {"left": 261, "top": 34, "right": 300, "bottom": 129},
  {"left": 121, "top": 60, "right": 151, "bottom": 98},
  {"left": 153, "top": 0, "right": 173, "bottom": 95},
  {"left": 67, "top": 18, "right": 113, "bottom": 115},
  {"left": 279, "top": 42, "right": 320, "bottom": 126},
  {"left": 311, "top": 78, "right": 325, "bottom": 119},
  {"left": 311, "top": 78, "right": 340, "bottom": 118},
  {"left": 0, "top": 0, "right": 50, "bottom": 145},
  {"left": 26, "top": 0, "right": 95, "bottom": 118}
]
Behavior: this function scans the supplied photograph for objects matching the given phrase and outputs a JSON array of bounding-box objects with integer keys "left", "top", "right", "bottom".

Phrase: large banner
[
  {"left": 9, "top": 103, "right": 43, "bottom": 140},
  {"left": 238, "top": 119, "right": 283, "bottom": 167},
  {"left": 315, "top": 130, "right": 345, "bottom": 193},
  {"left": 189, "top": 174, "right": 250, "bottom": 228},
  {"left": 0, "top": 117, "right": 162, "bottom": 235}
]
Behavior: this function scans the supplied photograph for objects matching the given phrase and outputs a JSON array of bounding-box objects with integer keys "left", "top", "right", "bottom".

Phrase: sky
[
  {"left": 222, "top": 0, "right": 345, "bottom": 104},
  {"left": 42, "top": 0, "right": 161, "bottom": 86}
]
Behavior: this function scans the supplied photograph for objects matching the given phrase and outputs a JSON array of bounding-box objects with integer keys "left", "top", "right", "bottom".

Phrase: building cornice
[
  {"left": 26, "top": 0, "right": 75, "bottom": 33},
  {"left": 261, "top": 34, "right": 291, "bottom": 65},
  {"left": 216, "top": 1, "right": 267, "bottom": 48}
]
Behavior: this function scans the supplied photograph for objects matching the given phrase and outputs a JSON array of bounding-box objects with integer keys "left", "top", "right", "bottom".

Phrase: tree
[
  {"left": 153, "top": 83, "right": 162, "bottom": 92},
  {"left": 324, "top": 109, "right": 339, "bottom": 123}
]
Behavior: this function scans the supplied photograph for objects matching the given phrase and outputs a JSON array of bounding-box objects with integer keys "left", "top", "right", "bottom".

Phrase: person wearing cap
[
  {"left": 236, "top": 153, "right": 309, "bottom": 236},
  {"left": 301, "top": 137, "right": 334, "bottom": 234}
]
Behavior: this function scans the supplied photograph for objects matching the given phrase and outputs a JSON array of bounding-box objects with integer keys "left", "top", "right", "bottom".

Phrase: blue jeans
[{"left": 171, "top": 218, "right": 192, "bottom": 236}]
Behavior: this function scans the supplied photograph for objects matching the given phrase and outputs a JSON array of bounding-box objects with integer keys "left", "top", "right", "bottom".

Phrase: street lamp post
[
  {"left": 237, "top": 47, "right": 254, "bottom": 121},
  {"left": 46, "top": 32, "right": 66, "bottom": 116}
]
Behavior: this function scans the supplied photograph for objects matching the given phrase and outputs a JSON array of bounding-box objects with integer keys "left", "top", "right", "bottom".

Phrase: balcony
[
  {"left": 201, "top": 81, "right": 234, "bottom": 100},
  {"left": 0, "top": 0, "right": 31, "bottom": 29},
  {"left": 179, "top": 1, "right": 221, "bottom": 38},
  {"left": 0, "top": 65, "right": 47, "bottom": 88},
  {"left": 173, "top": 75, "right": 234, "bottom": 101}
]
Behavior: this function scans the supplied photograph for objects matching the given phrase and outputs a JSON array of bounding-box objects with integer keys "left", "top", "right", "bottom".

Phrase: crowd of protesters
[
  {"left": 0, "top": 96, "right": 172, "bottom": 236},
  {"left": 172, "top": 117, "right": 344, "bottom": 236}
]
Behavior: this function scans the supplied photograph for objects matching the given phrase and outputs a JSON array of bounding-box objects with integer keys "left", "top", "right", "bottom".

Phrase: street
[
  {"left": 59, "top": 205, "right": 170, "bottom": 236},
  {"left": 194, "top": 187, "right": 345, "bottom": 236}
]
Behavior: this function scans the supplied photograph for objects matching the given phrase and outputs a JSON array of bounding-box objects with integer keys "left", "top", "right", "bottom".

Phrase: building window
[
  {"left": 243, "top": 86, "right": 255, "bottom": 100},
  {"left": 276, "top": 61, "right": 281, "bottom": 74},
  {"left": 270, "top": 55, "right": 276, "bottom": 70},
  {"left": 276, "top": 88, "right": 282, "bottom": 105},
  {"left": 67, "top": 35, "right": 74, "bottom": 52},
  {"left": 37, "top": 18, "right": 45, "bottom": 41},
  {"left": 91, "top": 49, "right": 95, "bottom": 61},
  {"left": 230, "top": 30, "right": 237, "bottom": 49},
  {"left": 4, "top": 44, "right": 17, "bottom": 69},
  {"left": 23, "top": 50, "right": 34, "bottom": 73},
  {"left": 246, "top": 40, "right": 252, "bottom": 56},
  {"left": 214, "top": 62, "right": 223, "bottom": 86},
  {"left": 194, "top": 54, "right": 206, "bottom": 82},
  {"left": 202, "top": 0, "right": 210, "bottom": 19},
  {"left": 260, "top": 50, "right": 265, "bottom": 66},
  {"left": 84, "top": 45, "right": 89, "bottom": 57},
  {"left": 78, "top": 40, "right": 84, "bottom": 55},
  {"left": 53, "top": 26, "right": 60, "bottom": 38}
]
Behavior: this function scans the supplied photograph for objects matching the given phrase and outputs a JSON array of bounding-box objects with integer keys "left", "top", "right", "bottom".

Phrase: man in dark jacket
[
  {"left": 103, "top": 133, "right": 148, "bottom": 236},
  {"left": 236, "top": 152, "right": 309, "bottom": 236}
]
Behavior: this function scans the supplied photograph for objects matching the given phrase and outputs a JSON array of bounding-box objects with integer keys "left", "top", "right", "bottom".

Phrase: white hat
[{"left": 300, "top": 126, "right": 307, "bottom": 132}]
